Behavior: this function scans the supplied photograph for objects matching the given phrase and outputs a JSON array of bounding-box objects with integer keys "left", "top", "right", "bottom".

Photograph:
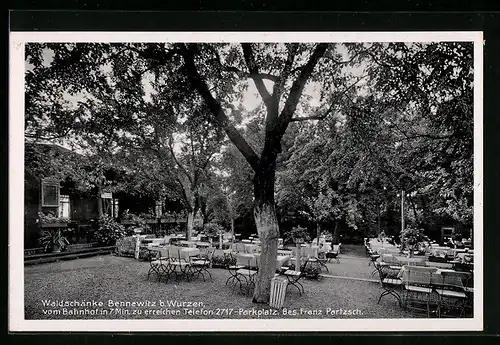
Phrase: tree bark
[
  {"left": 331, "top": 220, "right": 339, "bottom": 244},
  {"left": 316, "top": 222, "right": 321, "bottom": 246},
  {"left": 186, "top": 211, "right": 194, "bottom": 240},
  {"left": 230, "top": 216, "right": 235, "bottom": 243},
  {"left": 252, "top": 159, "right": 280, "bottom": 304}
]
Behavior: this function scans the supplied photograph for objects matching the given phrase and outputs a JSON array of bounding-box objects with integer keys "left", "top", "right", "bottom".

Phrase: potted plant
[
  {"left": 284, "top": 226, "right": 311, "bottom": 246},
  {"left": 39, "top": 228, "right": 70, "bottom": 252},
  {"left": 400, "top": 226, "right": 425, "bottom": 257}
]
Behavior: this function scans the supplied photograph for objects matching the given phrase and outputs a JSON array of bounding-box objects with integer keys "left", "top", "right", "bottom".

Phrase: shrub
[
  {"left": 211, "top": 253, "right": 236, "bottom": 268},
  {"left": 94, "top": 215, "right": 127, "bottom": 246}
]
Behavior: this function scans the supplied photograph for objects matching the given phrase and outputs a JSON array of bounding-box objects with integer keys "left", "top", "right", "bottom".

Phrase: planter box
[
  {"left": 145, "top": 219, "right": 158, "bottom": 224},
  {"left": 41, "top": 223, "right": 68, "bottom": 228}
]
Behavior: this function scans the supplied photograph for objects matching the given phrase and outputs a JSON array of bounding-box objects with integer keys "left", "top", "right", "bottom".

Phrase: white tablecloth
[
  {"left": 180, "top": 247, "right": 201, "bottom": 259},
  {"left": 244, "top": 244, "right": 260, "bottom": 253},
  {"left": 300, "top": 246, "right": 319, "bottom": 258}
]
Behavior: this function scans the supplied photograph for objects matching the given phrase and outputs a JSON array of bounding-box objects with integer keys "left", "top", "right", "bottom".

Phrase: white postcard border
[{"left": 9, "top": 31, "right": 484, "bottom": 332}]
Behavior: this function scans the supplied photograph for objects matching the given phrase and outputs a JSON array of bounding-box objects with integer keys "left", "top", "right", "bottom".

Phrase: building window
[
  {"left": 59, "top": 195, "right": 70, "bottom": 219},
  {"left": 41, "top": 179, "right": 60, "bottom": 207}
]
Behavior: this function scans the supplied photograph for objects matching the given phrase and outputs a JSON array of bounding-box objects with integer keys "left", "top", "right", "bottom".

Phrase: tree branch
[
  {"left": 241, "top": 43, "right": 279, "bottom": 127},
  {"left": 274, "top": 43, "right": 329, "bottom": 137},
  {"left": 177, "top": 43, "right": 260, "bottom": 172},
  {"left": 290, "top": 75, "right": 368, "bottom": 122},
  {"left": 273, "top": 43, "right": 297, "bottom": 100},
  {"left": 167, "top": 137, "right": 193, "bottom": 185}
]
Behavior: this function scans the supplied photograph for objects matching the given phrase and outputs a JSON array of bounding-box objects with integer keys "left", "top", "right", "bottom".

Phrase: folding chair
[
  {"left": 147, "top": 247, "right": 173, "bottom": 283},
  {"left": 373, "top": 261, "right": 403, "bottom": 307},
  {"left": 402, "top": 266, "right": 437, "bottom": 317},
  {"left": 326, "top": 245, "right": 340, "bottom": 264},
  {"left": 316, "top": 252, "right": 330, "bottom": 271},
  {"left": 225, "top": 253, "right": 245, "bottom": 287},
  {"left": 434, "top": 271, "right": 470, "bottom": 318},
  {"left": 190, "top": 247, "right": 215, "bottom": 281},
  {"left": 169, "top": 246, "right": 193, "bottom": 282},
  {"left": 231, "top": 253, "right": 258, "bottom": 294}
]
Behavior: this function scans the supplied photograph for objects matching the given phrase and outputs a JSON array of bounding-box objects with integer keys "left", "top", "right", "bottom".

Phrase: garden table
[
  {"left": 244, "top": 244, "right": 259, "bottom": 254},
  {"left": 235, "top": 253, "right": 258, "bottom": 268},
  {"left": 180, "top": 247, "right": 201, "bottom": 260},
  {"left": 252, "top": 253, "right": 291, "bottom": 271},
  {"left": 300, "top": 246, "right": 319, "bottom": 258},
  {"left": 394, "top": 256, "right": 426, "bottom": 266}
]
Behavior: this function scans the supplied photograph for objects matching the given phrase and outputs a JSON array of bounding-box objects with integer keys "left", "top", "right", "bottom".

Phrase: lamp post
[{"left": 400, "top": 190, "right": 405, "bottom": 233}]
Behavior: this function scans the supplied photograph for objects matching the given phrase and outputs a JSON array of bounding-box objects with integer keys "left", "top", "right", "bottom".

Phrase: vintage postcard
[{"left": 9, "top": 31, "right": 483, "bottom": 332}]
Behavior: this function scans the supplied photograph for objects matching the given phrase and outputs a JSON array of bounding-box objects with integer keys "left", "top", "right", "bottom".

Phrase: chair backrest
[
  {"left": 205, "top": 247, "right": 216, "bottom": 260},
  {"left": 234, "top": 253, "right": 253, "bottom": 267},
  {"left": 425, "top": 261, "right": 453, "bottom": 269},
  {"left": 382, "top": 254, "right": 396, "bottom": 264},
  {"left": 402, "top": 265, "right": 436, "bottom": 286},
  {"left": 168, "top": 246, "right": 182, "bottom": 260},
  {"left": 433, "top": 271, "right": 469, "bottom": 291}
]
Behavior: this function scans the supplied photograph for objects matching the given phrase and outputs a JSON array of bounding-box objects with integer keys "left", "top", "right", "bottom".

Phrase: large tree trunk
[
  {"left": 230, "top": 216, "right": 235, "bottom": 243},
  {"left": 316, "top": 222, "right": 321, "bottom": 246},
  {"left": 331, "top": 220, "right": 339, "bottom": 244},
  {"left": 186, "top": 211, "right": 194, "bottom": 240},
  {"left": 252, "top": 159, "right": 279, "bottom": 304}
]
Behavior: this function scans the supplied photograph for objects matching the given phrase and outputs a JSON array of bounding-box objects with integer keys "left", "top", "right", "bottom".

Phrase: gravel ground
[{"left": 24, "top": 247, "right": 423, "bottom": 320}]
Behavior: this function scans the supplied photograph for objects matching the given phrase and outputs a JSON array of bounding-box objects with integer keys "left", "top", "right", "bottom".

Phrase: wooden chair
[
  {"left": 190, "top": 247, "right": 215, "bottom": 281},
  {"left": 401, "top": 266, "right": 437, "bottom": 317},
  {"left": 373, "top": 261, "right": 403, "bottom": 307},
  {"left": 225, "top": 253, "right": 245, "bottom": 287},
  {"left": 168, "top": 246, "right": 193, "bottom": 281},
  {"left": 326, "top": 245, "right": 340, "bottom": 264},
  {"left": 147, "top": 247, "right": 173, "bottom": 283},
  {"left": 434, "top": 271, "right": 470, "bottom": 318}
]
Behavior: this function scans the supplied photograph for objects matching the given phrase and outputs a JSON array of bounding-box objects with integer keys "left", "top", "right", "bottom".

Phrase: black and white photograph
[{"left": 9, "top": 31, "right": 483, "bottom": 332}]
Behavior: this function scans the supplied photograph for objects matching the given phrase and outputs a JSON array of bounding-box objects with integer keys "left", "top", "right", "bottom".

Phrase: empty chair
[
  {"left": 401, "top": 266, "right": 437, "bottom": 317},
  {"left": 434, "top": 271, "right": 470, "bottom": 318},
  {"left": 373, "top": 261, "right": 403, "bottom": 307}
]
